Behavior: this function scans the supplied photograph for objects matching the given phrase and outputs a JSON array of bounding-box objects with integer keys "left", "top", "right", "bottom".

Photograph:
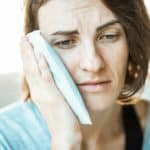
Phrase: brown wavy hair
[{"left": 21, "top": 0, "right": 150, "bottom": 103}]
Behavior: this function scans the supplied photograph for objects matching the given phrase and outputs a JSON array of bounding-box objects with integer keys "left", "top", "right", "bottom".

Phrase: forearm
[
  {"left": 51, "top": 141, "right": 82, "bottom": 150},
  {"left": 51, "top": 133, "right": 83, "bottom": 150},
  {"left": 36, "top": 102, "right": 83, "bottom": 149}
]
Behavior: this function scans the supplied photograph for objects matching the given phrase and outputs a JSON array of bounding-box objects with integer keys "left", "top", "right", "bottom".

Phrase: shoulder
[
  {"left": 123, "top": 100, "right": 150, "bottom": 150},
  {"left": 0, "top": 100, "right": 31, "bottom": 116},
  {"left": 0, "top": 100, "right": 41, "bottom": 126},
  {"left": 0, "top": 100, "right": 51, "bottom": 149},
  {"left": 134, "top": 100, "right": 149, "bottom": 131},
  {"left": 135, "top": 100, "right": 150, "bottom": 150}
]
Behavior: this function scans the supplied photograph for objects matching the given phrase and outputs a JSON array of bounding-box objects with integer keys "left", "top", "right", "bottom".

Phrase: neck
[{"left": 80, "top": 103, "right": 123, "bottom": 143}]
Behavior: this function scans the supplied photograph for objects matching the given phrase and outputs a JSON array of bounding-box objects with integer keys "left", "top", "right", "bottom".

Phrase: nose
[{"left": 79, "top": 41, "right": 104, "bottom": 72}]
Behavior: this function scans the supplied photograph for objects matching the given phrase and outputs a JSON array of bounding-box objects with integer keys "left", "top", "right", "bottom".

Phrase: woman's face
[{"left": 38, "top": 0, "right": 129, "bottom": 111}]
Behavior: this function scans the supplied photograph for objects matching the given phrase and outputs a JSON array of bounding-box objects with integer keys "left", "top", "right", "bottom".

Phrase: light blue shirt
[
  {"left": 0, "top": 100, "right": 150, "bottom": 150},
  {"left": 0, "top": 100, "right": 51, "bottom": 150}
]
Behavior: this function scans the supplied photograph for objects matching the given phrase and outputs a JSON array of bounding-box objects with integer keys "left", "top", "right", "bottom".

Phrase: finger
[
  {"left": 37, "top": 53, "right": 53, "bottom": 83},
  {"left": 20, "top": 36, "right": 41, "bottom": 82}
]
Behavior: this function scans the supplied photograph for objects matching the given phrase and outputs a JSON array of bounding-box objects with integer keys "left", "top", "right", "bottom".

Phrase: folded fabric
[{"left": 27, "top": 30, "right": 92, "bottom": 125}]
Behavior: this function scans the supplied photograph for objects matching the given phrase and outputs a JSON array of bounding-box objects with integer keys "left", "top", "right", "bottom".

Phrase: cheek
[
  {"left": 57, "top": 51, "right": 80, "bottom": 77},
  {"left": 103, "top": 42, "right": 129, "bottom": 87},
  {"left": 113, "top": 54, "right": 128, "bottom": 86},
  {"left": 114, "top": 52, "right": 128, "bottom": 88}
]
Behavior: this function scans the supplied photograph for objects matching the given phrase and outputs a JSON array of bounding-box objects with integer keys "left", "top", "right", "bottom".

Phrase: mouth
[{"left": 77, "top": 81, "right": 111, "bottom": 93}]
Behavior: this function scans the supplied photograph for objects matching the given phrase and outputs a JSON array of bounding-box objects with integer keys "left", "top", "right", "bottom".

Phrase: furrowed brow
[
  {"left": 49, "top": 19, "right": 120, "bottom": 36},
  {"left": 96, "top": 20, "right": 120, "bottom": 32}
]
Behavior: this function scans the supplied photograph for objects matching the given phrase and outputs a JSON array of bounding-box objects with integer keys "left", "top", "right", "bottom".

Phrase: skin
[
  {"left": 38, "top": 0, "right": 128, "bottom": 148},
  {"left": 37, "top": 0, "right": 129, "bottom": 148},
  {"left": 21, "top": 0, "right": 148, "bottom": 149},
  {"left": 38, "top": 0, "right": 128, "bottom": 111}
]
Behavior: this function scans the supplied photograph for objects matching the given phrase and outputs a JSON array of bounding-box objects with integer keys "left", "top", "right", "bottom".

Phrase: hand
[{"left": 20, "top": 36, "right": 83, "bottom": 149}]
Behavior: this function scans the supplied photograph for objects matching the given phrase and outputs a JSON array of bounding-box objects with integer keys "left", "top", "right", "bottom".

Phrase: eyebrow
[{"left": 49, "top": 19, "right": 120, "bottom": 36}]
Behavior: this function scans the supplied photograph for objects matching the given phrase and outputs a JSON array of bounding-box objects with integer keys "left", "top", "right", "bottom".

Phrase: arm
[{"left": 20, "top": 36, "right": 83, "bottom": 150}]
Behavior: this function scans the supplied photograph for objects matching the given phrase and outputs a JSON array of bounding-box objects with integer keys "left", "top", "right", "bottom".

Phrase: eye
[
  {"left": 97, "top": 33, "right": 121, "bottom": 43},
  {"left": 53, "top": 39, "right": 76, "bottom": 49}
]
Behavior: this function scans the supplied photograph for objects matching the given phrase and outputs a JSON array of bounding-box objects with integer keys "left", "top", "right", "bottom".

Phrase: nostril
[{"left": 80, "top": 56, "right": 104, "bottom": 72}]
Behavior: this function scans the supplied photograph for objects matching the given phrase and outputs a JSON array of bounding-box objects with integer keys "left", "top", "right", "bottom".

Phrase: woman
[{"left": 0, "top": 0, "right": 150, "bottom": 149}]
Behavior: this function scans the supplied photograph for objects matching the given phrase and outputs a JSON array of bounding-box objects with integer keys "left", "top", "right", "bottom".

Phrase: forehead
[{"left": 38, "top": 0, "right": 117, "bottom": 33}]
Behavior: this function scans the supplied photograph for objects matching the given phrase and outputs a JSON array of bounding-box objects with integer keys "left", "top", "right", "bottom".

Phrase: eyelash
[
  {"left": 97, "top": 33, "right": 121, "bottom": 42},
  {"left": 53, "top": 33, "right": 121, "bottom": 49},
  {"left": 54, "top": 39, "right": 76, "bottom": 49}
]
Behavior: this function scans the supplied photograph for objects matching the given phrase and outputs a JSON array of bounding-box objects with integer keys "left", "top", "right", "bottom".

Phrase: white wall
[
  {"left": 0, "top": 0, "right": 23, "bottom": 74},
  {"left": 0, "top": 0, "right": 23, "bottom": 107}
]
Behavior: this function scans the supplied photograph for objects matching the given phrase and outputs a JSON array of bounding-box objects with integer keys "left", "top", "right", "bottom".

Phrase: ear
[{"left": 21, "top": 74, "right": 31, "bottom": 100}]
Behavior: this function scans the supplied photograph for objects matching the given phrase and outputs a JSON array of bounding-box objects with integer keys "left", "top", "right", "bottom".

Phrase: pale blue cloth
[
  {"left": 0, "top": 100, "right": 150, "bottom": 150},
  {"left": 28, "top": 30, "right": 91, "bottom": 125}
]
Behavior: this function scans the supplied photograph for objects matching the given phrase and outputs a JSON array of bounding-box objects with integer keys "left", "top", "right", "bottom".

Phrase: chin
[
  {"left": 87, "top": 102, "right": 114, "bottom": 112},
  {"left": 84, "top": 95, "right": 118, "bottom": 112}
]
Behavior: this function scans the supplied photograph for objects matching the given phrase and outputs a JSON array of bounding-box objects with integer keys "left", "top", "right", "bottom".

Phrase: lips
[
  {"left": 77, "top": 80, "right": 111, "bottom": 92},
  {"left": 77, "top": 80, "right": 111, "bottom": 85}
]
